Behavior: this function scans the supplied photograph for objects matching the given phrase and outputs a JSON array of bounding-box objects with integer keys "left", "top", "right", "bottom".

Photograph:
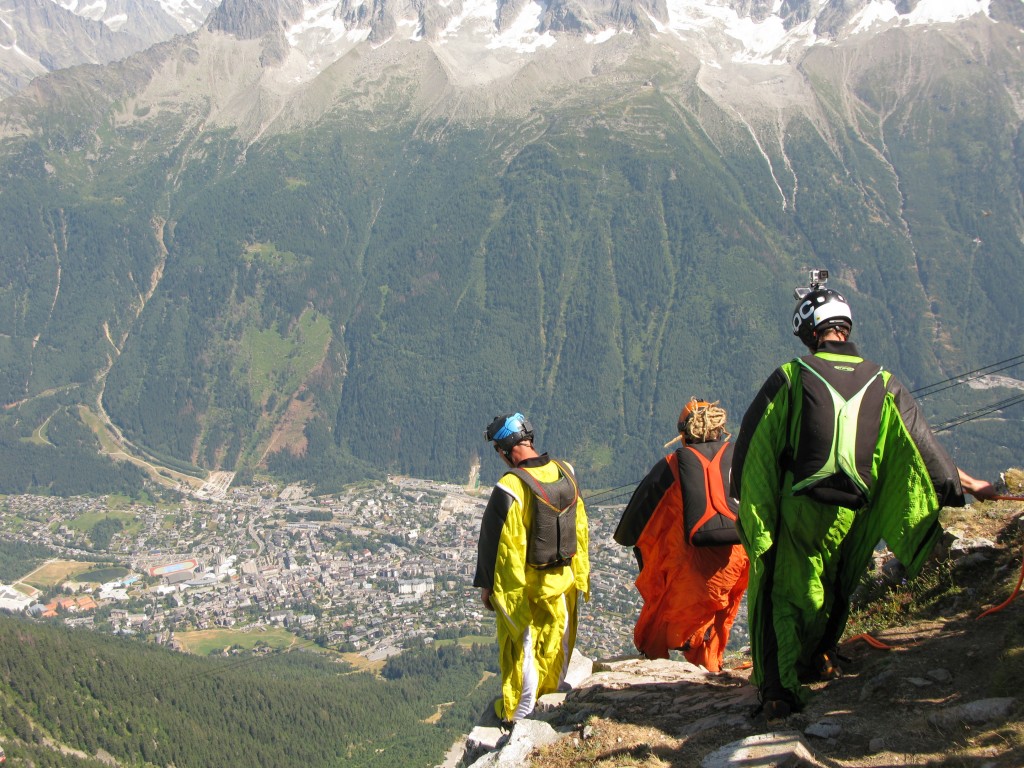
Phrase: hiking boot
[
  {"left": 762, "top": 699, "right": 791, "bottom": 721},
  {"left": 815, "top": 650, "right": 843, "bottom": 680}
]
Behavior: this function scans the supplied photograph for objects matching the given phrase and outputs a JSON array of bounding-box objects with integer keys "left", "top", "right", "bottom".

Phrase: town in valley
[{"left": 0, "top": 475, "right": 751, "bottom": 661}]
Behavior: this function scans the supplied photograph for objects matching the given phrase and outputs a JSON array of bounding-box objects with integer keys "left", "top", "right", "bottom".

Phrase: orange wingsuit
[{"left": 621, "top": 448, "right": 750, "bottom": 671}]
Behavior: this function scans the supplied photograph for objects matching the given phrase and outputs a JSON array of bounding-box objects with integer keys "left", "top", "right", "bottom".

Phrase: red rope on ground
[
  {"left": 975, "top": 496, "right": 1024, "bottom": 618},
  {"left": 977, "top": 549, "right": 1024, "bottom": 619},
  {"left": 843, "top": 633, "right": 893, "bottom": 651}
]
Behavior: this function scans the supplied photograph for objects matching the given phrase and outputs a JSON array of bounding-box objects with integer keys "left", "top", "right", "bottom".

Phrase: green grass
[
  {"left": 175, "top": 626, "right": 301, "bottom": 656},
  {"left": 67, "top": 510, "right": 136, "bottom": 534},
  {"left": 77, "top": 566, "right": 130, "bottom": 583},
  {"left": 238, "top": 307, "right": 332, "bottom": 405},
  {"left": 242, "top": 242, "right": 302, "bottom": 269},
  {"left": 432, "top": 635, "right": 495, "bottom": 648},
  {"left": 105, "top": 494, "right": 134, "bottom": 510},
  {"left": 846, "top": 559, "right": 959, "bottom": 637}
]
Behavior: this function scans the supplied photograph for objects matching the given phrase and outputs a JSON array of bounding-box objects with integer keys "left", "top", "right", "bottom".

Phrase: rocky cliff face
[{"left": 205, "top": 0, "right": 305, "bottom": 39}]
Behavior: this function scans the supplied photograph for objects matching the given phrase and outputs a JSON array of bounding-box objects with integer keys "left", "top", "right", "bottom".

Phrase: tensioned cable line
[
  {"left": 932, "top": 392, "right": 1024, "bottom": 433},
  {"left": 583, "top": 482, "right": 641, "bottom": 504},
  {"left": 586, "top": 488, "right": 640, "bottom": 506},
  {"left": 912, "top": 353, "right": 1024, "bottom": 400},
  {"left": 583, "top": 354, "right": 1024, "bottom": 505}
]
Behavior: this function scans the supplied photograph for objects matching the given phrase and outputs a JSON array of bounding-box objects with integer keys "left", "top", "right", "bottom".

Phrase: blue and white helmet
[
  {"left": 792, "top": 288, "right": 852, "bottom": 347},
  {"left": 484, "top": 412, "right": 535, "bottom": 453}
]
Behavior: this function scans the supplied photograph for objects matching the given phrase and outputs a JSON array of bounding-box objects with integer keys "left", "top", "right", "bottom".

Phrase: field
[
  {"left": 77, "top": 567, "right": 130, "bottom": 583},
  {"left": 22, "top": 560, "right": 96, "bottom": 588},
  {"left": 339, "top": 651, "right": 387, "bottom": 673},
  {"left": 175, "top": 626, "right": 302, "bottom": 656},
  {"left": 67, "top": 509, "right": 137, "bottom": 534}
]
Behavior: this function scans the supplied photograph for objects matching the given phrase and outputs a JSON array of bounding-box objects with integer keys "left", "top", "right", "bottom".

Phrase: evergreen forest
[{"left": 0, "top": 615, "right": 497, "bottom": 767}]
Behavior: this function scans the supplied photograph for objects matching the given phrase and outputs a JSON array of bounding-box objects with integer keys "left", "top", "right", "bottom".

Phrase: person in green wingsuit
[
  {"left": 474, "top": 412, "right": 590, "bottom": 726},
  {"left": 730, "top": 269, "right": 995, "bottom": 720}
]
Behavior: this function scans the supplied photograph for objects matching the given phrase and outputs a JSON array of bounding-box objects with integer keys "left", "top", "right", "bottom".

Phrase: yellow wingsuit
[{"left": 474, "top": 456, "right": 590, "bottom": 722}]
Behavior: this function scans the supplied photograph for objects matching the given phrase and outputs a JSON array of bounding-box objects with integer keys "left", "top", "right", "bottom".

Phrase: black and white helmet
[{"left": 792, "top": 288, "right": 852, "bottom": 347}]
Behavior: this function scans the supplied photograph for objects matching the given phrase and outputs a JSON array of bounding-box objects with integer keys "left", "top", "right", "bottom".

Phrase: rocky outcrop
[
  {"left": 453, "top": 502, "right": 1024, "bottom": 767},
  {"left": 457, "top": 654, "right": 763, "bottom": 766},
  {"left": 206, "top": 0, "right": 305, "bottom": 39}
]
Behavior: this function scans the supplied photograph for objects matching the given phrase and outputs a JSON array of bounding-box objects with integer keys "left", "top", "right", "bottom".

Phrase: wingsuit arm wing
[
  {"left": 614, "top": 457, "right": 674, "bottom": 547},
  {"left": 575, "top": 497, "right": 591, "bottom": 600},
  {"left": 731, "top": 367, "right": 790, "bottom": 498},
  {"left": 868, "top": 381, "right": 961, "bottom": 577},
  {"left": 474, "top": 485, "right": 515, "bottom": 590},
  {"left": 733, "top": 366, "right": 792, "bottom": 559},
  {"left": 886, "top": 377, "right": 965, "bottom": 508}
]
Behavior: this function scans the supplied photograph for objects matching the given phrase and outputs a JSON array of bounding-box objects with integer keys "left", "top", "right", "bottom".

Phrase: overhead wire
[
  {"left": 912, "top": 353, "right": 1024, "bottom": 400},
  {"left": 582, "top": 353, "right": 1024, "bottom": 505},
  {"left": 583, "top": 482, "right": 641, "bottom": 504},
  {"left": 932, "top": 392, "right": 1024, "bottom": 433}
]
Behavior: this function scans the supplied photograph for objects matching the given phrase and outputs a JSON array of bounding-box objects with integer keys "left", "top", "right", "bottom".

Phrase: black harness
[{"left": 506, "top": 459, "right": 580, "bottom": 569}]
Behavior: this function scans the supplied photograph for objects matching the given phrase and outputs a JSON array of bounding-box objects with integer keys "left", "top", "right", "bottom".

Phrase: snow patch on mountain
[
  {"left": 438, "top": 0, "right": 493, "bottom": 42},
  {"left": 851, "top": 0, "right": 991, "bottom": 34},
  {"left": 486, "top": 2, "right": 555, "bottom": 52},
  {"left": 905, "top": 0, "right": 991, "bottom": 26},
  {"left": 269, "top": 0, "right": 1006, "bottom": 90},
  {"left": 56, "top": 0, "right": 214, "bottom": 32},
  {"left": 659, "top": 0, "right": 817, "bottom": 65},
  {"left": 285, "top": 0, "right": 348, "bottom": 46},
  {"left": 279, "top": 0, "right": 997, "bottom": 76}
]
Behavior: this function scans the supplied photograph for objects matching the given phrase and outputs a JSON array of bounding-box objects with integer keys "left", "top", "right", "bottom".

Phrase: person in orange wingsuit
[{"left": 613, "top": 398, "right": 749, "bottom": 672}]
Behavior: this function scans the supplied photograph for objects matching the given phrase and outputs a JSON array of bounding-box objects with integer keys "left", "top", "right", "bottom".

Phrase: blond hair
[{"left": 680, "top": 398, "right": 728, "bottom": 443}]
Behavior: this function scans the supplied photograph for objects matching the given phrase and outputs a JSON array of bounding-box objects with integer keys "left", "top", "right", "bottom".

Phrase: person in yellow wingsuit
[
  {"left": 474, "top": 412, "right": 590, "bottom": 725},
  {"left": 614, "top": 398, "right": 749, "bottom": 672}
]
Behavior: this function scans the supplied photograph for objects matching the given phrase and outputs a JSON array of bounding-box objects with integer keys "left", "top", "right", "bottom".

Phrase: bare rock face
[
  {"left": 206, "top": 0, "right": 305, "bottom": 39},
  {"left": 702, "top": 731, "right": 826, "bottom": 768}
]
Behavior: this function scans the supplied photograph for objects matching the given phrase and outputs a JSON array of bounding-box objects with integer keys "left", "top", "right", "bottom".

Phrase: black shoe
[
  {"left": 815, "top": 650, "right": 842, "bottom": 680},
  {"left": 762, "top": 699, "right": 791, "bottom": 721}
]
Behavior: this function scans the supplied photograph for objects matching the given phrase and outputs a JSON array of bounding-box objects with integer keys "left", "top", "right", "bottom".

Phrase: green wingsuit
[
  {"left": 474, "top": 454, "right": 590, "bottom": 722},
  {"left": 731, "top": 340, "right": 965, "bottom": 708}
]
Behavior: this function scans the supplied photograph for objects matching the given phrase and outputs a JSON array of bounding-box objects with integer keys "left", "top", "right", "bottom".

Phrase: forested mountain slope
[
  {"left": 0, "top": 615, "right": 496, "bottom": 766},
  {"left": 0, "top": 1, "right": 1021, "bottom": 494}
]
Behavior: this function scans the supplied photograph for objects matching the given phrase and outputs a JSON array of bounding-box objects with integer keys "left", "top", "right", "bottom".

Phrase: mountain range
[
  {"left": 0, "top": 0, "right": 1022, "bottom": 494},
  {"left": 0, "top": 0, "right": 217, "bottom": 99}
]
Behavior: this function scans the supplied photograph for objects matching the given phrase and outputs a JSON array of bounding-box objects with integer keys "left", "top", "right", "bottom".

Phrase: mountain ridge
[{"left": 0, "top": 0, "right": 217, "bottom": 99}]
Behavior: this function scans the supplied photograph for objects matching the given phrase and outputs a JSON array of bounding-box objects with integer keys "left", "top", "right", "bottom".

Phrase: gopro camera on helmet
[
  {"left": 791, "top": 267, "right": 852, "bottom": 346},
  {"left": 794, "top": 268, "right": 829, "bottom": 300}
]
